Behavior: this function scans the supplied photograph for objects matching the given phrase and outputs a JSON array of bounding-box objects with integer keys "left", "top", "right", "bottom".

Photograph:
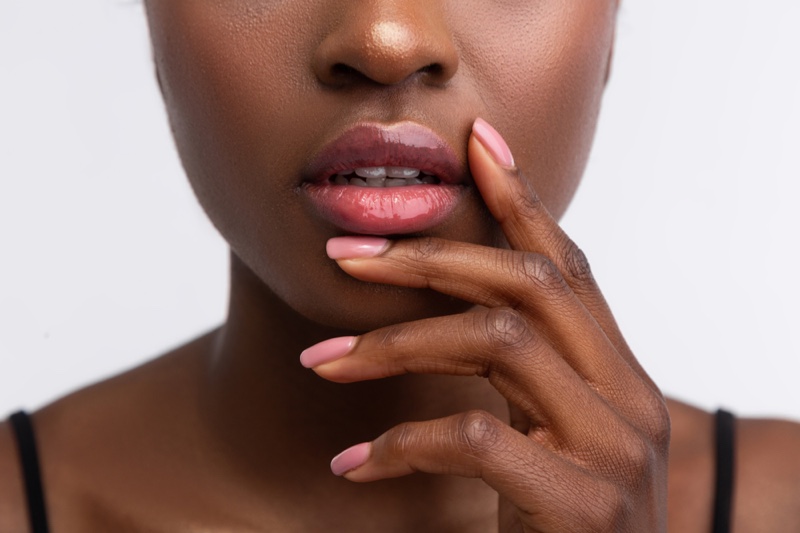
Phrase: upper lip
[{"left": 303, "top": 122, "right": 467, "bottom": 185}]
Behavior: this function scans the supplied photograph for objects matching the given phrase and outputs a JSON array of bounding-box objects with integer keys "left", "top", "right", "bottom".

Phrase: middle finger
[{"left": 327, "top": 235, "right": 637, "bottom": 396}]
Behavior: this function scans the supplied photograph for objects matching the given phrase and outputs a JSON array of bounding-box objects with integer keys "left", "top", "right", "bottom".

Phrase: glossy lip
[
  {"left": 303, "top": 122, "right": 466, "bottom": 185},
  {"left": 301, "top": 122, "right": 468, "bottom": 235}
]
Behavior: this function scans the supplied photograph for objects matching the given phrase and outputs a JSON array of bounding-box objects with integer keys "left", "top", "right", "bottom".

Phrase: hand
[{"left": 300, "top": 119, "right": 670, "bottom": 532}]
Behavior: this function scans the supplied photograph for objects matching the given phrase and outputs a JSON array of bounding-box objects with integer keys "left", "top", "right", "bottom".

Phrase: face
[{"left": 144, "top": 0, "right": 618, "bottom": 331}]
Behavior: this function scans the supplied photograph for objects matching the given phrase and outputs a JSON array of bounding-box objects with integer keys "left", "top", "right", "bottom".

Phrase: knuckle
[
  {"left": 374, "top": 324, "right": 412, "bottom": 352},
  {"left": 481, "top": 307, "right": 534, "bottom": 353},
  {"left": 615, "top": 432, "right": 656, "bottom": 483},
  {"left": 385, "top": 422, "right": 420, "bottom": 457},
  {"left": 561, "top": 239, "right": 593, "bottom": 283},
  {"left": 519, "top": 253, "right": 569, "bottom": 295},
  {"left": 511, "top": 178, "right": 544, "bottom": 217},
  {"left": 639, "top": 393, "right": 672, "bottom": 451},
  {"left": 456, "top": 410, "right": 502, "bottom": 456},
  {"left": 409, "top": 237, "right": 446, "bottom": 262}
]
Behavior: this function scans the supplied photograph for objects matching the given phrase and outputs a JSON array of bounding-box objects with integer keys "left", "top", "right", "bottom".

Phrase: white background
[{"left": 1, "top": 1, "right": 798, "bottom": 420}]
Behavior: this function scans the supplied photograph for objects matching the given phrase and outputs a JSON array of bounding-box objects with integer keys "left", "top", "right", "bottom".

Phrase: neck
[{"left": 198, "top": 252, "right": 505, "bottom": 486}]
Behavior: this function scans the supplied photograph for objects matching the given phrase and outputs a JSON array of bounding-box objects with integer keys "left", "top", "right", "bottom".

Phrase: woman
[{"left": 1, "top": 1, "right": 799, "bottom": 531}]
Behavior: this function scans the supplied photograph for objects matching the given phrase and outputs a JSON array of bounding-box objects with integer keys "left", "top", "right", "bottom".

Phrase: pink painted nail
[
  {"left": 472, "top": 118, "right": 515, "bottom": 168},
  {"left": 327, "top": 237, "right": 389, "bottom": 260},
  {"left": 331, "top": 442, "right": 371, "bottom": 476},
  {"left": 300, "top": 336, "right": 356, "bottom": 368}
]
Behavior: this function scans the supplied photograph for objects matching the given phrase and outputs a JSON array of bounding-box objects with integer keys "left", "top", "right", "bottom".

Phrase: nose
[{"left": 313, "top": 1, "right": 459, "bottom": 87}]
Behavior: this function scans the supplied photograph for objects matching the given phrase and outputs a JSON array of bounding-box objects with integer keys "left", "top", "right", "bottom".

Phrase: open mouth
[
  {"left": 330, "top": 167, "right": 442, "bottom": 187},
  {"left": 302, "top": 122, "right": 467, "bottom": 235}
]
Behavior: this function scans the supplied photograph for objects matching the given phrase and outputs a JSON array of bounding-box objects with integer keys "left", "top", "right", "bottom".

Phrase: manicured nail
[
  {"left": 472, "top": 118, "right": 515, "bottom": 168},
  {"left": 327, "top": 237, "right": 389, "bottom": 260},
  {"left": 331, "top": 442, "right": 371, "bottom": 476},
  {"left": 300, "top": 336, "right": 356, "bottom": 368}
]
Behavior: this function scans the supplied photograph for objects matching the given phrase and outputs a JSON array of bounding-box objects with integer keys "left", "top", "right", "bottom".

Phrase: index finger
[
  {"left": 469, "top": 118, "right": 644, "bottom": 378},
  {"left": 470, "top": 118, "right": 585, "bottom": 278}
]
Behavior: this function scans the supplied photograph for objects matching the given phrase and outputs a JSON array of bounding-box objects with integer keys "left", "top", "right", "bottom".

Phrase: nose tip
[{"left": 313, "top": 9, "right": 459, "bottom": 87}]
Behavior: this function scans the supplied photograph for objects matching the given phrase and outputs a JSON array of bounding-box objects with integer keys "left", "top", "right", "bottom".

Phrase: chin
[
  {"left": 284, "top": 267, "right": 475, "bottom": 333},
  {"left": 229, "top": 245, "right": 474, "bottom": 334}
]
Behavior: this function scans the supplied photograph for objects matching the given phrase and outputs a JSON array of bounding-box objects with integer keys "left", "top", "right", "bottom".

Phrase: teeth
[
  {"left": 386, "top": 167, "right": 420, "bottom": 179},
  {"left": 331, "top": 167, "right": 440, "bottom": 187},
  {"left": 355, "top": 167, "right": 386, "bottom": 179}
]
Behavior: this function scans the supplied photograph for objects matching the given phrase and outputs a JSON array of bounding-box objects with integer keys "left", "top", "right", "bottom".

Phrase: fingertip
[
  {"left": 300, "top": 336, "right": 357, "bottom": 368},
  {"left": 469, "top": 119, "right": 542, "bottom": 232},
  {"left": 327, "top": 237, "right": 390, "bottom": 260},
  {"left": 331, "top": 442, "right": 372, "bottom": 477},
  {"left": 468, "top": 130, "right": 506, "bottom": 219},
  {"left": 471, "top": 118, "right": 515, "bottom": 169}
]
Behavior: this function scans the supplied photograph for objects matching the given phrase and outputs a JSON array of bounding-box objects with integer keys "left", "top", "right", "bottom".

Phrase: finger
[
  {"left": 470, "top": 118, "right": 650, "bottom": 385},
  {"left": 306, "top": 308, "right": 589, "bottom": 427},
  {"left": 328, "top": 237, "right": 643, "bottom": 403},
  {"left": 469, "top": 118, "right": 591, "bottom": 285},
  {"left": 330, "top": 411, "right": 614, "bottom": 532},
  {"left": 302, "top": 308, "right": 661, "bottom": 440}
]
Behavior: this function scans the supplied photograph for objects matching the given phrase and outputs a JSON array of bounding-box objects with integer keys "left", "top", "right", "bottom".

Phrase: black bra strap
[
  {"left": 711, "top": 408, "right": 736, "bottom": 533},
  {"left": 9, "top": 411, "right": 51, "bottom": 533}
]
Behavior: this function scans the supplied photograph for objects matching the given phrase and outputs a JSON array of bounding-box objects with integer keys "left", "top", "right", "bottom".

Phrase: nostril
[
  {"left": 332, "top": 63, "right": 359, "bottom": 77},
  {"left": 329, "top": 63, "right": 366, "bottom": 84},
  {"left": 420, "top": 64, "right": 444, "bottom": 77},
  {"left": 327, "top": 62, "right": 445, "bottom": 86}
]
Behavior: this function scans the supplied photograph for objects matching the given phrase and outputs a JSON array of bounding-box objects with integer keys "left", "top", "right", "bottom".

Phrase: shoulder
[
  {"left": 0, "top": 415, "right": 28, "bottom": 532},
  {"left": 667, "top": 399, "right": 800, "bottom": 533},
  {"left": 734, "top": 415, "right": 800, "bottom": 531},
  {"left": 0, "top": 407, "right": 106, "bottom": 532},
  {"left": 0, "top": 334, "right": 215, "bottom": 531}
]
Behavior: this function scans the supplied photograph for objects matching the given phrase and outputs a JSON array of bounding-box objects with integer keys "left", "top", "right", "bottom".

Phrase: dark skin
[{"left": 2, "top": 0, "right": 800, "bottom": 531}]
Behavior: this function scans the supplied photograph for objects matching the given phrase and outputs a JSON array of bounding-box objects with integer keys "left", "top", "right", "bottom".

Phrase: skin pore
[{"left": 1, "top": 1, "right": 799, "bottom": 531}]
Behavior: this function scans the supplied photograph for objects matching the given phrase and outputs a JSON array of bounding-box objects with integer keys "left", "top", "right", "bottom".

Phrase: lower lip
[{"left": 303, "top": 183, "right": 465, "bottom": 235}]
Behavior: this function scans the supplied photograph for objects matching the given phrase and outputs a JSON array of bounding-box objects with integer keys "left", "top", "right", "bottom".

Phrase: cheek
[
  {"left": 144, "top": 2, "right": 321, "bottom": 311},
  {"left": 145, "top": 1, "right": 310, "bottom": 205},
  {"left": 145, "top": 7, "right": 305, "bottom": 253},
  {"left": 456, "top": 1, "right": 616, "bottom": 219},
  {"left": 142, "top": 0, "right": 616, "bottom": 329}
]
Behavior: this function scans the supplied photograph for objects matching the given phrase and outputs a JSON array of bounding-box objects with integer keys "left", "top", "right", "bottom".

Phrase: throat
[{"left": 197, "top": 255, "right": 507, "bottom": 488}]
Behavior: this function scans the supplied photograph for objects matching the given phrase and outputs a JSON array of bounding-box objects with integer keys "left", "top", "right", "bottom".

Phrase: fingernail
[
  {"left": 331, "top": 442, "right": 371, "bottom": 476},
  {"left": 327, "top": 237, "right": 389, "bottom": 260},
  {"left": 300, "top": 336, "right": 356, "bottom": 368},
  {"left": 472, "top": 118, "right": 515, "bottom": 168}
]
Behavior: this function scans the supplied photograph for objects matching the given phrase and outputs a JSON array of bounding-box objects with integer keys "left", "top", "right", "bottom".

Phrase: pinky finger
[
  {"left": 333, "top": 411, "right": 534, "bottom": 482},
  {"left": 331, "top": 411, "right": 579, "bottom": 521}
]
